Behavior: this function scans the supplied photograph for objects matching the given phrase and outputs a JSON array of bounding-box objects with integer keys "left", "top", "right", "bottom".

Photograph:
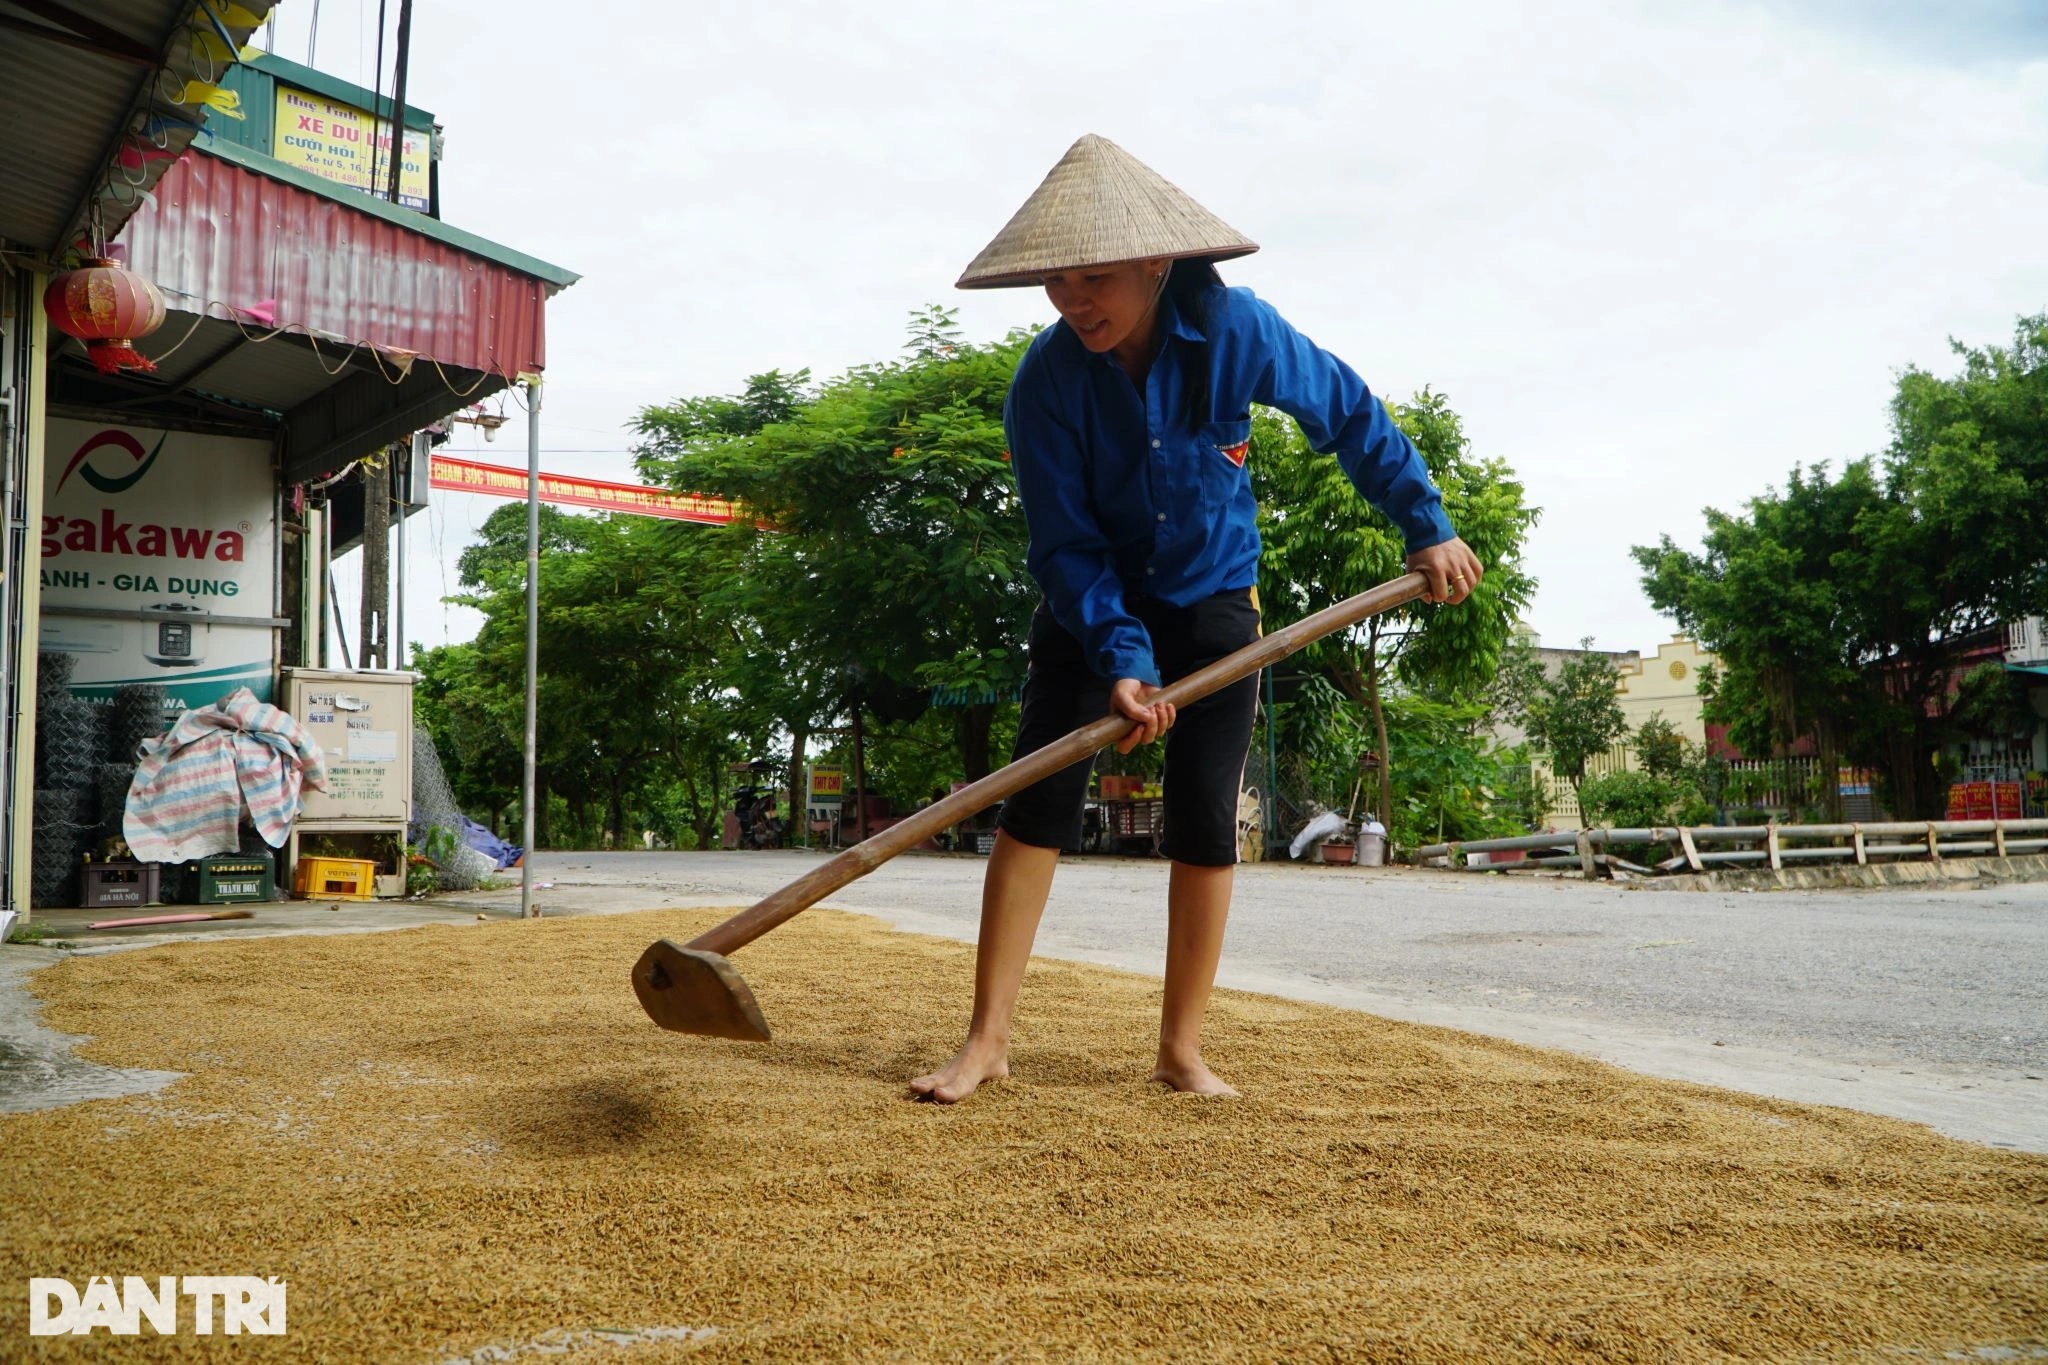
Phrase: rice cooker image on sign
[{"left": 143, "top": 603, "right": 206, "bottom": 668}]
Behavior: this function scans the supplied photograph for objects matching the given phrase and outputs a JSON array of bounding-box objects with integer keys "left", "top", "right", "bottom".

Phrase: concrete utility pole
[
  {"left": 359, "top": 451, "right": 391, "bottom": 670},
  {"left": 521, "top": 378, "right": 542, "bottom": 919},
  {"left": 393, "top": 469, "right": 405, "bottom": 670}
]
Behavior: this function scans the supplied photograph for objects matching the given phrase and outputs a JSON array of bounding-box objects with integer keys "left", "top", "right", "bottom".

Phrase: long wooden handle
[
  {"left": 687, "top": 572, "right": 1428, "bottom": 956},
  {"left": 87, "top": 909, "right": 255, "bottom": 930}
]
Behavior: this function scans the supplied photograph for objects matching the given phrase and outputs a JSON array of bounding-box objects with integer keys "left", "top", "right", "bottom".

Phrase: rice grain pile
[{"left": 2, "top": 907, "right": 2043, "bottom": 1362}]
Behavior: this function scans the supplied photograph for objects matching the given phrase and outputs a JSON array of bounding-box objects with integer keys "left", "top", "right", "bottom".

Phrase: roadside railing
[{"left": 1413, "top": 819, "right": 2048, "bottom": 878}]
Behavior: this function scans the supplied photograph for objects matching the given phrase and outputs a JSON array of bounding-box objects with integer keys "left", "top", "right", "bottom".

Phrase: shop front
[{"left": 5, "top": 20, "right": 576, "bottom": 917}]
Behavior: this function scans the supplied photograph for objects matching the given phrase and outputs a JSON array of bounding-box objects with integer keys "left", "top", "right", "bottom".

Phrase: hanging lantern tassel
[{"left": 44, "top": 258, "right": 168, "bottom": 375}]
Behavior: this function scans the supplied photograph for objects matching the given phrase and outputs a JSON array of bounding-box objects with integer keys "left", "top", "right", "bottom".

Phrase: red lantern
[{"left": 43, "top": 258, "right": 166, "bottom": 375}]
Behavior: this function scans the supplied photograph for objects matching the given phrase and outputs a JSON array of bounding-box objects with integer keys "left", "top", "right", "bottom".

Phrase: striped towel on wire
[{"left": 124, "top": 688, "right": 329, "bottom": 864}]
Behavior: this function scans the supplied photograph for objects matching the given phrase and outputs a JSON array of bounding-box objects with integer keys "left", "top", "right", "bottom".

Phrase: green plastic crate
[{"left": 197, "top": 851, "right": 274, "bottom": 904}]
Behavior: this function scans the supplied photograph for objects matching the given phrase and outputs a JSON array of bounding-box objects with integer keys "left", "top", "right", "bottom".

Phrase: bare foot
[
  {"left": 908, "top": 1038, "right": 1010, "bottom": 1103},
  {"left": 1150, "top": 1053, "right": 1240, "bottom": 1097}
]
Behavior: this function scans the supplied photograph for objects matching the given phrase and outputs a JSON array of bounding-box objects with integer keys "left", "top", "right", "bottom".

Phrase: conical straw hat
[{"left": 956, "top": 134, "right": 1258, "bottom": 290}]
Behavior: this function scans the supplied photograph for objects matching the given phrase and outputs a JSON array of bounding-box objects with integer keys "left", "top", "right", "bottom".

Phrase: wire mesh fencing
[{"left": 410, "top": 726, "right": 495, "bottom": 891}]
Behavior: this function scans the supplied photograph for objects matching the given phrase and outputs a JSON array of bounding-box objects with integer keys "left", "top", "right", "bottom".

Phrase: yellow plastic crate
[{"left": 293, "top": 855, "right": 378, "bottom": 901}]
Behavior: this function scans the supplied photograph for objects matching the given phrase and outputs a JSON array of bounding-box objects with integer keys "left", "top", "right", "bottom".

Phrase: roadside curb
[{"left": 1644, "top": 852, "right": 2048, "bottom": 893}]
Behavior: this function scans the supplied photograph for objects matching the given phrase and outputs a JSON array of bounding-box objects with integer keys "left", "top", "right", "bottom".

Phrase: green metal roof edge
[
  {"left": 247, "top": 51, "right": 437, "bottom": 129},
  {"left": 193, "top": 139, "right": 580, "bottom": 289},
  {"left": 2007, "top": 662, "right": 2048, "bottom": 677}
]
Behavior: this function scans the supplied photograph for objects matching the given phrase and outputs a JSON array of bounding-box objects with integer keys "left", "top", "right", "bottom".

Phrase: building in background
[
  {"left": 1966, "top": 616, "right": 2048, "bottom": 820},
  {"left": 1502, "top": 631, "right": 1716, "bottom": 828}
]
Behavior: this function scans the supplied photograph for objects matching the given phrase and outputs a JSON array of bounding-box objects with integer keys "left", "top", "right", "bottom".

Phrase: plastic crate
[
  {"left": 198, "top": 851, "right": 274, "bottom": 904},
  {"left": 1104, "top": 799, "right": 1165, "bottom": 838},
  {"left": 293, "top": 855, "right": 377, "bottom": 901},
  {"left": 82, "top": 861, "right": 160, "bottom": 909}
]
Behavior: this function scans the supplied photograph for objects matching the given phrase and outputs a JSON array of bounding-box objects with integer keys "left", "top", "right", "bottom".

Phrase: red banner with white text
[{"left": 428, "top": 455, "right": 740, "bottom": 525}]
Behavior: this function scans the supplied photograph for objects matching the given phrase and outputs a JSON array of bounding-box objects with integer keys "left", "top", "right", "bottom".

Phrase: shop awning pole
[{"left": 521, "top": 377, "right": 542, "bottom": 919}]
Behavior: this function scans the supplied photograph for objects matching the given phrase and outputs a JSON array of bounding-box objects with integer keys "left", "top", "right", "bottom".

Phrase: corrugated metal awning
[
  {"left": 119, "top": 144, "right": 574, "bottom": 379},
  {"left": 0, "top": 0, "right": 277, "bottom": 257},
  {"left": 78, "top": 141, "right": 578, "bottom": 480}
]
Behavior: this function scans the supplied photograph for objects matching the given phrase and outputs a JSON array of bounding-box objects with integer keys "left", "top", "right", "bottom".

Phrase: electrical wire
[
  {"left": 308, "top": 459, "right": 363, "bottom": 492},
  {"left": 150, "top": 289, "right": 515, "bottom": 400},
  {"left": 299, "top": 332, "right": 364, "bottom": 377},
  {"left": 143, "top": 310, "right": 211, "bottom": 367},
  {"left": 369, "top": 0, "right": 388, "bottom": 201},
  {"left": 114, "top": 150, "right": 153, "bottom": 190},
  {"left": 69, "top": 11, "right": 242, "bottom": 263},
  {"left": 427, "top": 356, "right": 498, "bottom": 398}
]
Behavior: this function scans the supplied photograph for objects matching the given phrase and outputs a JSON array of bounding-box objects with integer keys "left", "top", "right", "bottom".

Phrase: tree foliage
[
  {"left": 1381, "top": 692, "right": 1532, "bottom": 849},
  {"left": 1634, "top": 312, "right": 2048, "bottom": 817},
  {"left": 1267, "top": 677, "right": 1529, "bottom": 850},
  {"left": 1632, "top": 713, "right": 1689, "bottom": 779},
  {"left": 1483, "top": 629, "right": 1546, "bottom": 732},
  {"left": 634, "top": 310, "right": 1038, "bottom": 787},
  {"left": 1250, "top": 387, "right": 1539, "bottom": 821},
  {"left": 417, "top": 503, "right": 757, "bottom": 849},
  {"left": 1521, "top": 641, "right": 1628, "bottom": 824},
  {"left": 1577, "top": 769, "right": 1692, "bottom": 830}
]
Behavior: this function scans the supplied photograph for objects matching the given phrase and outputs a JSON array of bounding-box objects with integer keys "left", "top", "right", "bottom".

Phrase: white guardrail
[{"left": 1413, "top": 819, "right": 2048, "bottom": 877}]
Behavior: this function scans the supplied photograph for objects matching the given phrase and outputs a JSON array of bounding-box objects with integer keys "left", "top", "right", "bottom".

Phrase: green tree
[
  {"left": 632, "top": 369, "right": 812, "bottom": 486},
  {"left": 634, "top": 310, "right": 1038, "bottom": 789},
  {"left": 1381, "top": 692, "right": 1529, "bottom": 849},
  {"left": 1633, "top": 713, "right": 1689, "bottom": 779},
  {"left": 1522, "top": 641, "right": 1628, "bottom": 825},
  {"left": 1250, "top": 388, "right": 1539, "bottom": 824},
  {"left": 434, "top": 504, "right": 606, "bottom": 844},
  {"left": 433, "top": 503, "right": 752, "bottom": 849},
  {"left": 903, "top": 305, "right": 965, "bottom": 361},
  {"left": 1633, "top": 461, "right": 1876, "bottom": 818},
  {"left": 636, "top": 372, "right": 832, "bottom": 826},
  {"left": 1888, "top": 314, "right": 2048, "bottom": 623},
  {"left": 1634, "top": 312, "right": 2048, "bottom": 818},
  {"left": 1483, "top": 628, "right": 1546, "bottom": 732},
  {"left": 1577, "top": 769, "right": 1690, "bottom": 830}
]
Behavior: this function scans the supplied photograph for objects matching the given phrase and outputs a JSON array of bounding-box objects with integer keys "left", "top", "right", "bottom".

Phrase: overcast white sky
[{"left": 293, "top": 0, "right": 2048, "bottom": 662}]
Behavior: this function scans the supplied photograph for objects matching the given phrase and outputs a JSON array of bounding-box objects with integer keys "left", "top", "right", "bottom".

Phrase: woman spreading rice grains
[{"left": 911, "top": 136, "right": 1485, "bottom": 1103}]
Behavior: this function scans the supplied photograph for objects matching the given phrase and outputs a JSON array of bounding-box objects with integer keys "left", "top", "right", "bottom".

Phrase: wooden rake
[{"left": 632, "top": 571, "right": 1428, "bottom": 1040}]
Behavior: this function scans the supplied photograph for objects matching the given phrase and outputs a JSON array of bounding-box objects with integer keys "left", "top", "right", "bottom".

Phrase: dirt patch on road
[{"left": 3, "top": 908, "right": 2045, "bottom": 1361}]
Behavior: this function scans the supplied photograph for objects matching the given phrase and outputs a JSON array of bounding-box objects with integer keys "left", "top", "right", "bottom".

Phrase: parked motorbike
[{"left": 732, "top": 786, "right": 784, "bottom": 850}]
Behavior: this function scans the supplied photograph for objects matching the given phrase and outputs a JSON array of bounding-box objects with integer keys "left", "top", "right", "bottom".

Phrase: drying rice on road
[{"left": 3, "top": 907, "right": 2044, "bottom": 1361}]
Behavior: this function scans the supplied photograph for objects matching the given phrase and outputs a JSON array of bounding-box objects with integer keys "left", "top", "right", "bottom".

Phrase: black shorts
[{"left": 996, "top": 589, "right": 1261, "bottom": 866}]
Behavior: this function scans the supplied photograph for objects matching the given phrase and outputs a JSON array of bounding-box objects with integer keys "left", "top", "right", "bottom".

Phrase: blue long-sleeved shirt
[{"left": 1003, "top": 282, "right": 1455, "bottom": 684}]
